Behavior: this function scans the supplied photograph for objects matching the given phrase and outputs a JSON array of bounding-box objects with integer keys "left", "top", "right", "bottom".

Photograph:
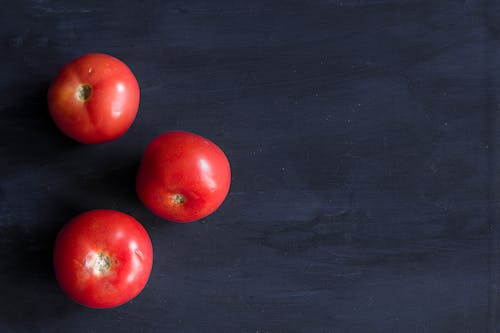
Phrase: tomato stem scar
[
  {"left": 86, "top": 252, "right": 113, "bottom": 274},
  {"left": 95, "top": 253, "right": 111, "bottom": 272},
  {"left": 172, "top": 194, "right": 186, "bottom": 204},
  {"left": 77, "top": 84, "right": 92, "bottom": 102}
]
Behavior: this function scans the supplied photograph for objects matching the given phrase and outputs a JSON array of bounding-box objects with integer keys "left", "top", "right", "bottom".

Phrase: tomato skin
[
  {"left": 136, "top": 131, "right": 231, "bottom": 222},
  {"left": 47, "top": 53, "right": 140, "bottom": 144},
  {"left": 53, "top": 210, "right": 153, "bottom": 309}
]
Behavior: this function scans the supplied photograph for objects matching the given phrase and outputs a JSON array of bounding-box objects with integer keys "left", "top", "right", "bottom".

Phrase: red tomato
[
  {"left": 47, "top": 53, "right": 140, "bottom": 144},
  {"left": 53, "top": 209, "right": 153, "bottom": 308},
  {"left": 136, "top": 131, "right": 231, "bottom": 222}
]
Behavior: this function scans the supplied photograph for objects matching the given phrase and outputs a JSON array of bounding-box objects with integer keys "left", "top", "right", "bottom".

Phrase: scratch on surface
[
  {"left": 31, "top": 5, "right": 94, "bottom": 16},
  {"left": 205, "top": 75, "right": 335, "bottom": 94}
]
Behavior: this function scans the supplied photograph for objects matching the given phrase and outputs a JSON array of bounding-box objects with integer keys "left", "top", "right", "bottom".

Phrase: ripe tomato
[
  {"left": 136, "top": 131, "right": 231, "bottom": 222},
  {"left": 47, "top": 53, "right": 140, "bottom": 144},
  {"left": 53, "top": 209, "right": 153, "bottom": 308}
]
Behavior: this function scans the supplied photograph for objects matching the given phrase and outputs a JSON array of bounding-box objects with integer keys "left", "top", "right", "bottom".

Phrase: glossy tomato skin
[
  {"left": 136, "top": 131, "right": 231, "bottom": 222},
  {"left": 53, "top": 210, "right": 153, "bottom": 308},
  {"left": 47, "top": 53, "right": 140, "bottom": 144}
]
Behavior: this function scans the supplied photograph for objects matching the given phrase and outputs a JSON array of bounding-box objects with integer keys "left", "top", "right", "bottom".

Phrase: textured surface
[{"left": 1, "top": 0, "right": 500, "bottom": 332}]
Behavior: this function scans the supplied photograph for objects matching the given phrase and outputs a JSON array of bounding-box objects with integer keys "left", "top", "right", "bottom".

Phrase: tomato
[
  {"left": 47, "top": 53, "right": 140, "bottom": 144},
  {"left": 53, "top": 209, "right": 153, "bottom": 308},
  {"left": 136, "top": 131, "right": 231, "bottom": 222}
]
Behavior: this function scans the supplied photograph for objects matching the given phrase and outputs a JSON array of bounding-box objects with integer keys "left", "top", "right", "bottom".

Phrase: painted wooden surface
[{"left": 1, "top": 0, "right": 500, "bottom": 332}]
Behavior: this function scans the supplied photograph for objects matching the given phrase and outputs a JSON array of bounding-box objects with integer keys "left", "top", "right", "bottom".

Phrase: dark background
[{"left": 1, "top": 0, "right": 500, "bottom": 332}]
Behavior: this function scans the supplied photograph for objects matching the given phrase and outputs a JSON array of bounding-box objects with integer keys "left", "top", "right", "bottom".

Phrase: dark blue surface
[{"left": 1, "top": 0, "right": 500, "bottom": 332}]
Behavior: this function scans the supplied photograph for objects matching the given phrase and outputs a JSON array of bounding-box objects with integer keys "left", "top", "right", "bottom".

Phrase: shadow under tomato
[
  {"left": 77, "top": 158, "right": 181, "bottom": 233},
  {"left": 0, "top": 200, "right": 83, "bottom": 330},
  {"left": 0, "top": 81, "right": 79, "bottom": 178},
  {"left": 81, "top": 160, "right": 142, "bottom": 208}
]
